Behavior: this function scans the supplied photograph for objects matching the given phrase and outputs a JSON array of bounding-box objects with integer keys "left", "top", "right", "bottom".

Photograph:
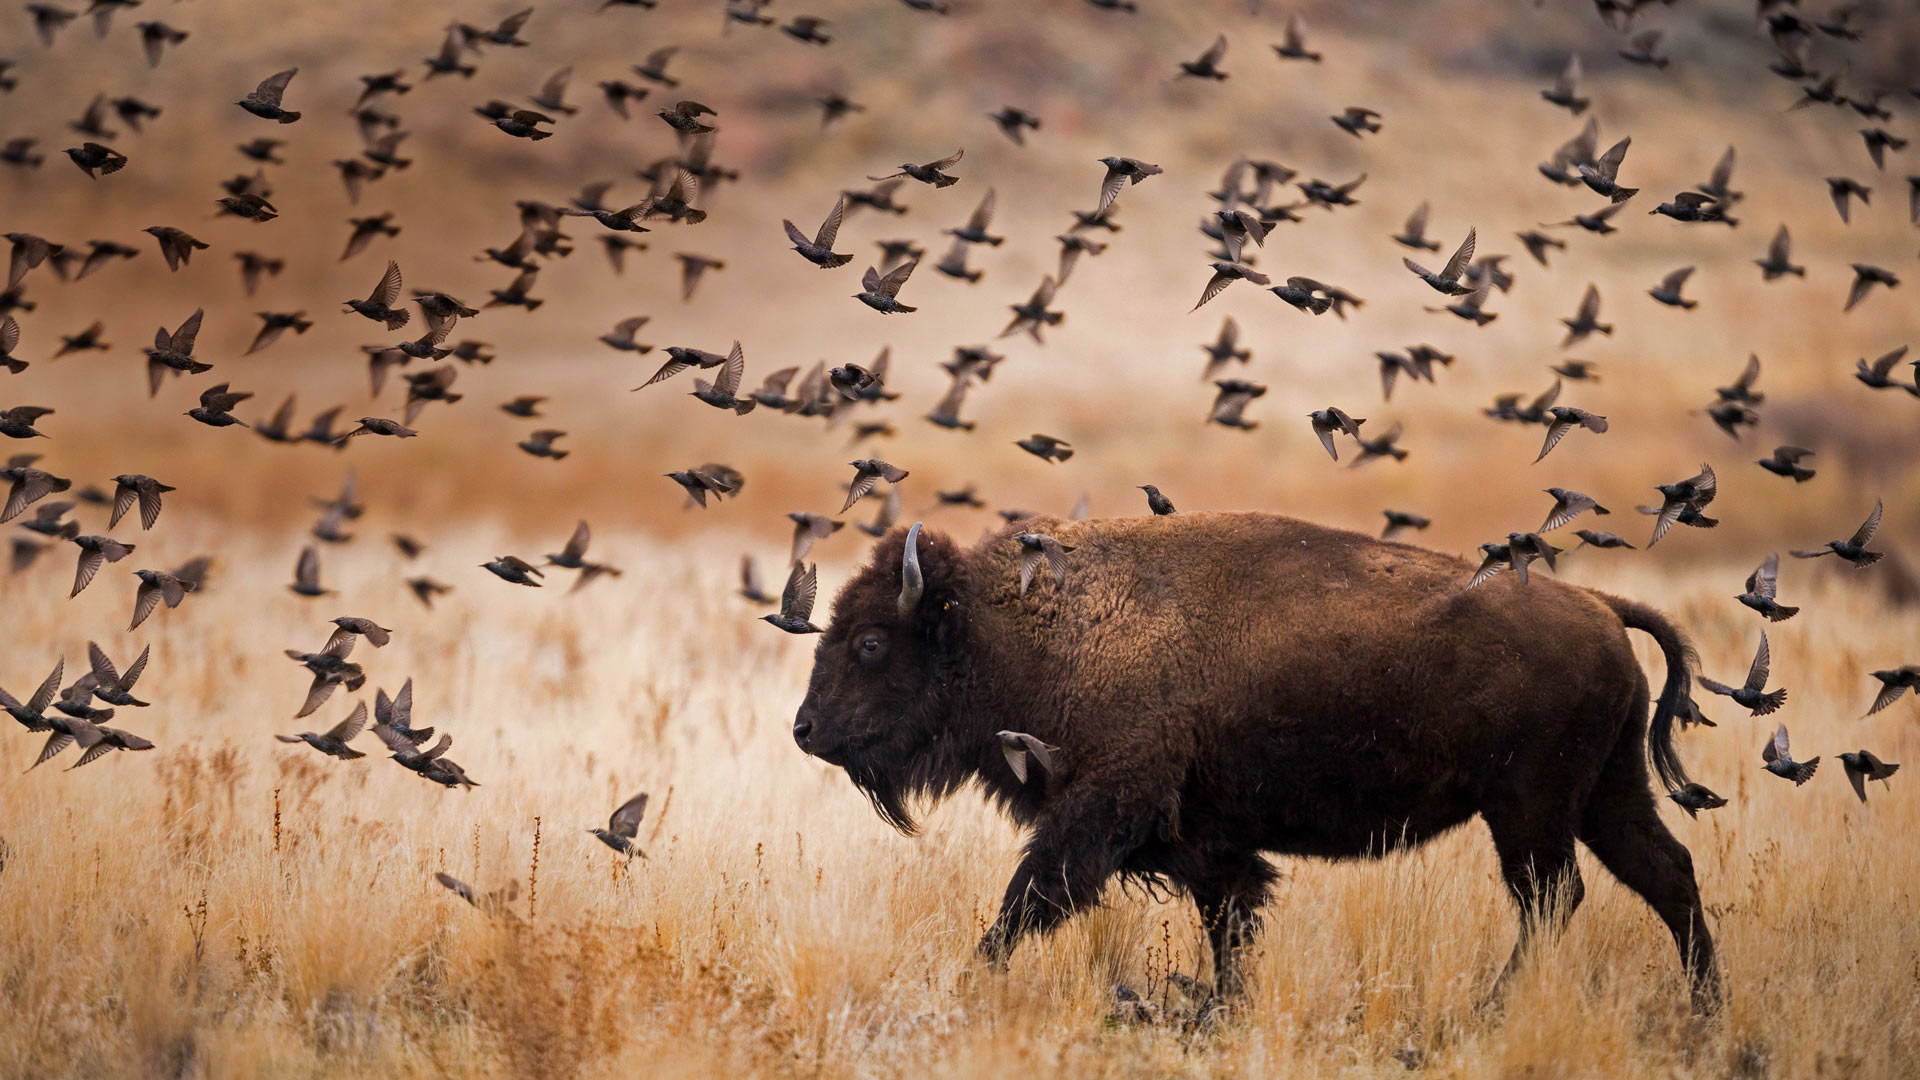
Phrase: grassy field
[
  {"left": 1, "top": 542, "right": 1917, "bottom": 1078},
  {"left": 3, "top": 0, "right": 1919, "bottom": 1075}
]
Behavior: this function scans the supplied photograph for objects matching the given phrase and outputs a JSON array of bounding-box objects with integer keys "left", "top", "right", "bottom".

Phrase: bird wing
[
  {"left": 1708, "top": 145, "right": 1735, "bottom": 191},
  {"left": 1555, "top": 53, "right": 1580, "bottom": 96},
  {"left": 876, "top": 258, "right": 916, "bottom": 298},
  {"left": 170, "top": 308, "right": 204, "bottom": 354},
  {"left": 1193, "top": 268, "right": 1235, "bottom": 312},
  {"left": 27, "top": 657, "right": 64, "bottom": 715},
  {"left": 110, "top": 485, "right": 138, "bottom": 530},
  {"left": 538, "top": 66, "right": 572, "bottom": 104},
  {"left": 368, "top": 259, "right": 402, "bottom": 306},
  {"left": 813, "top": 194, "right": 848, "bottom": 249},
  {"left": 295, "top": 545, "right": 320, "bottom": 589},
  {"left": 1465, "top": 552, "right": 1506, "bottom": 590},
  {"left": 609, "top": 792, "right": 649, "bottom": 838},
  {"left": 1018, "top": 550, "right": 1042, "bottom": 595},
  {"left": 1594, "top": 136, "right": 1630, "bottom": 179},
  {"left": 1733, "top": 353, "right": 1760, "bottom": 392},
  {"left": 966, "top": 188, "right": 996, "bottom": 233},
  {"left": 327, "top": 701, "right": 369, "bottom": 743},
  {"left": 1870, "top": 345, "right": 1909, "bottom": 376},
  {"left": 1439, "top": 227, "right": 1476, "bottom": 281},
  {"left": 715, "top": 340, "right": 746, "bottom": 395},
  {"left": 1536, "top": 420, "right": 1573, "bottom": 463},
  {"left": 249, "top": 68, "right": 297, "bottom": 106},
  {"left": 1096, "top": 167, "right": 1128, "bottom": 216},
  {"left": 1402, "top": 257, "right": 1436, "bottom": 280},
  {"left": 1042, "top": 540, "right": 1071, "bottom": 583},
  {"left": 1198, "top": 33, "right": 1227, "bottom": 67},
  {"left": 1747, "top": 633, "right": 1771, "bottom": 690},
  {"left": 923, "top": 148, "right": 964, "bottom": 172},
  {"left": 1746, "top": 553, "right": 1779, "bottom": 600},
  {"left": 1659, "top": 266, "right": 1694, "bottom": 293},
  {"left": 563, "top": 520, "right": 590, "bottom": 562},
  {"left": 782, "top": 561, "right": 817, "bottom": 620},
  {"left": 1402, "top": 201, "right": 1428, "bottom": 237},
  {"left": 740, "top": 554, "right": 763, "bottom": 597},
  {"left": 86, "top": 640, "right": 119, "bottom": 685},
  {"left": 1849, "top": 499, "right": 1884, "bottom": 546},
  {"left": 1688, "top": 464, "right": 1718, "bottom": 507},
  {"left": 136, "top": 481, "right": 166, "bottom": 530},
  {"left": 129, "top": 580, "right": 162, "bottom": 631}
]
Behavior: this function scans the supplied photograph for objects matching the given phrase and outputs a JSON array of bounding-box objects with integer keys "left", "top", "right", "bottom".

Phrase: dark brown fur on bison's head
[{"left": 792, "top": 523, "right": 973, "bottom": 833}]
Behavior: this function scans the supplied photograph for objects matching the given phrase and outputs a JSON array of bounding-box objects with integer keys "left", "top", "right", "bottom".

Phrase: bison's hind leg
[
  {"left": 1183, "top": 852, "right": 1282, "bottom": 1001},
  {"left": 1578, "top": 691, "right": 1723, "bottom": 1015}
]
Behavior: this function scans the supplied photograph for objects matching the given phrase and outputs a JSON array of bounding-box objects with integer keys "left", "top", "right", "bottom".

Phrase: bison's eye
[{"left": 855, "top": 629, "right": 890, "bottom": 667}]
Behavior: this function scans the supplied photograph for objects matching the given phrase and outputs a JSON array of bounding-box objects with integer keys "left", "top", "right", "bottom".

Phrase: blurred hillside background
[{"left": 0, "top": 0, "right": 1915, "bottom": 575}]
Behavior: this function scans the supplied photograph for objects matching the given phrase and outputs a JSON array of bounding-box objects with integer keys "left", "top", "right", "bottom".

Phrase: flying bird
[
  {"left": 997, "top": 730, "right": 1060, "bottom": 784},
  {"left": 1790, "top": 500, "right": 1884, "bottom": 566},
  {"left": 763, "top": 562, "right": 823, "bottom": 634},
  {"left": 1014, "top": 533, "right": 1073, "bottom": 596},
  {"left": 1697, "top": 633, "right": 1788, "bottom": 716},
  {"left": 1760, "top": 723, "right": 1818, "bottom": 785},
  {"left": 1839, "top": 750, "right": 1899, "bottom": 804},
  {"left": 589, "top": 793, "right": 651, "bottom": 858}
]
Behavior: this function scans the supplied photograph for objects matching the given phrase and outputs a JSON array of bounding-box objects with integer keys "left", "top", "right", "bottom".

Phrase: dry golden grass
[
  {"left": 3, "top": 0, "right": 1919, "bottom": 1076},
  {"left": 2, "top": 539, "right": 1919, "bottom": 1079}
]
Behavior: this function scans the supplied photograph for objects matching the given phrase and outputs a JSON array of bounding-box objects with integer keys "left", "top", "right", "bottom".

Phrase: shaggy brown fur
[{"left": 792, "top": 511, "right": 1720, "bottom": 1013}]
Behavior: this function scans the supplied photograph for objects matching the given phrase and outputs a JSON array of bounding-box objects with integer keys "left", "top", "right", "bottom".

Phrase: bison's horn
[{"left": 898, "top": 521, "right": 925, "bottom": 618}]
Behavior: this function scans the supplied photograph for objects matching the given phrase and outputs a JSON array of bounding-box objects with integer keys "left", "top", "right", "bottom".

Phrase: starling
[
  {"left": 1426, "top": 279, "right": 1496, "bottom": 325},
  {"left": 1094, "top": 156, "right": 1161, "bottom": 215},
  {"left": 1667, "top": 783, "right": 1726, "bottom": 818},
  {"left": 63, "top": 142, "right": 127, "bottom": 178},
  {"left": 1307, "top": 407, "right": 1364, "bottom": 461},
  {"left": 997, "top": 730, "right": 1060, "bottom": 783},
  {"left": 1648, "top": 267, "right": 1697, "bottom": 308},
  {"left": 1209, "top": 379, "right": 1266, "bottom": 430},
  {"left": 763, "top": 562, "right": 823, "bottom": 634},
  {"left": 1192, "top": 262, "right": 1270, "bottom": 311},
  {"left": 1618, "top": 29, "right": 1668, "bottom": 68},
  {"left": 108, "top": 474, "right": 173, "bottom": 531},
  {"left": 1646, "top": 464, "right": 1717, "bottom": 547},
  {"left": 1539, "top": 488, "right": 1608, "bottom": 532},
  {"left": 738, "top": 555, "right": 776, "bottom": 604},
  {"left": 1826, "top": 176, "right": 1869, "bottom": 223},
  {"left": 518, "top": 430, "right": 568, "bottom": 460},
  {"left": 1014, "top": 533, "right": 1073, "bottom": 595},
  {"left": 674, "top": 254, "right": 721, "bottom": 300},
  {"left": 1736, "top": 553, "right": 1798, "bottom": 622},
  {"left": 129, "top": 568, "right": 193, "bottom": 631},
  {"left": 1271, "top": 277, "right": 1333, "bottom": 314},
  {"left": 68, "top": 534, "right": 133, "bottom": 597},
  {"left": 237, "top": 68, "right": 300, "bottom": 123},
  {"left": 186, "top": 383, "right": 252, "bottom": 429},
  {"left": 1331, "top": 106, "right": 1381, "bottom": 137},
  {"left": 1854, "top": 346, "right": 1910, "bottom": 389},
  {"left": 326, "top": 617, "right": 391, "bottom": 653},
  {"left": 1560, "top": 284, "right": 1611, "bottom": 346},
  {"left": 481, "top": 555, "right": 543, "bottom": 586},
  {"left": 0, "top": 405, "right": 52, "bottom": 439},
  {"left": 142, "top": 308, "right": 211, "bottom": 396},
  {"left": 988, "top": 106, "right": 1041, "bottom": 145},
  {"left": 1380, "top": 510, "right": 1430, "bottom": 541},
  {"left": 1466, "top": 542, "right": 1515, "bottom": 590},
  {"left": 1139, "top": 485, "right": 1175, "bottom": 515},
  {"left": 1002, "top": 276, "right": 1064, "bottom": 340},
  {"left": 1839, "top": 751, "right": 1899, "bottom": 803},
  {"left": 841, "top": 459, "right": 908, "bottom": 512},
  {"left": 1865, "top": 667, "right": 1920, "bottom": 716},
  {"left": 1756, "top": 446, "right": 1816, "bottom": 482},
  {"left": 590, "top": 793, "right": 650, "bottom": 857},
  {"left": 783, "top": 194, "right": 852, "bottom": 268},
  {"left": 1541, "top": 199, "right": 1631, "bottom": 235},
  {"left": 137, "top": 20, "right": 188, "bottom": 66},
  {"left": 1272, "top": 15, "right": 1321, "bottom": 61},
  {"left": 344, "top": 260, "right": 408, "bottom": 329},
  {"left": 1699, "top": 633, "right": 1788, "bottom": 716},
  {"left": 1761, "top": 723, "right": 1818, "bottom": 785},
  {"left": 245, "top": 311, "right": 311, "bottom": 355},
  {"left": 1402, "top": 227, "right": 1476, "bottom": 295},
  {"left": 857, "top": 487, "right": 902, "bottom": 538},
  {"left": 2, "top": 463, "right": 70, "bottom": 522},
  {"left": 867, "top": 148, "right": 962, "bottom": 188},
  {"left": 1516, "top": 230, "right": 1566, "bottom": 267},
  {"left": 144, "top": 226, "right": 207, "bottom": 271},
  {"left": 1178, "top": 34, "right": 1228, "bottom": 79},
  {"left": 1790, "top": 499, "right": 1884, "bottom": 567},
  {"left": 855, "top": 260, "right": 918, "bottom": 314},
  {"left": 276, "top": 701, "right": 369, "bottom": 760},
  {"left": 1579, "top": 136, "right": 1637, "bottom": 201},
  {"left": 1650, "top": 192, "right": 1735, "bottom": 225},
  {"left": 666, "top": 466, "right": 737, "bottom": 508},
  {"left": 342, "top": 417, "right": 415, "bottom": 440},
  {"left": 1015, "top": 433, "right": 1073, "bottom": 463},
  {"left": 632, "top": 45, "right": 680, "bottom": 87},
  {"left": 1541, "top": 54, "right": 1588, "bottom": 114},
  {"left": 788, "top": 512, "right": 844, "bottom": 564},
  {"left": 1844, "top": 264, "right": 1898, "bottom": 312},
  {"left": 407, "top": 578, "right": 452, "bottom": 608},
  {"left": 1392, "top": 202, "right": 1441, "bottom": 251}
]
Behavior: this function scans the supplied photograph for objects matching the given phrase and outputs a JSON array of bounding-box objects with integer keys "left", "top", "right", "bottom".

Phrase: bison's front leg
[{"left": 976, "top": 790, "right": 1159, "bottom": 969}]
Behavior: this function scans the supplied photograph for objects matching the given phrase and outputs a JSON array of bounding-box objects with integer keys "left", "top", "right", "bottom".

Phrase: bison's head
[{"left": 792, "top": 522, "right": 973, "bottom": 833}]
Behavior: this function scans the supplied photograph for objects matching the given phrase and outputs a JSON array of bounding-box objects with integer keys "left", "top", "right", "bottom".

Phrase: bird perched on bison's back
[
  {"left": 1791, "top": 500, "right": 1884, "bottom": 566},
  {"left": 1761, "top": 723, "right": 1818, "bottom": 785},
  {"left": 1139, "top": 486, "right": 1175, "bottom": 515}
]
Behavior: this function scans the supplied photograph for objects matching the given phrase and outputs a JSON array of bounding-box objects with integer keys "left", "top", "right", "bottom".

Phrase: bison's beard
[{"left": 841, "top": 736, "right": 971, "bottom": 838}]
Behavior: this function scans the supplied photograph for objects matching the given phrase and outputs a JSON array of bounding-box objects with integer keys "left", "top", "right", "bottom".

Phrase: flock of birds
[{"left": 0, "top": 0, "right": 1916, "bottom": 909}]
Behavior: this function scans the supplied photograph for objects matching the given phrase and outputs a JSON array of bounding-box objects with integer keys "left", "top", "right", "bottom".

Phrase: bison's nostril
[{"left": 792, "top": 719, "right": 813, "bottom": 746}]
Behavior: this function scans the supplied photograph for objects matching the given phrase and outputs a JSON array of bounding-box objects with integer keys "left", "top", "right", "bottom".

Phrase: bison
[{"left": 792, "top": 512, "right": 1721, "bottom": 1014}]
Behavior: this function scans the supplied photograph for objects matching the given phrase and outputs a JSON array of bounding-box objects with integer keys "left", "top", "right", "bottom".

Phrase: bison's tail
[{"left": 1602, "top": 594, "right": 1697, "bottom": 790}]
